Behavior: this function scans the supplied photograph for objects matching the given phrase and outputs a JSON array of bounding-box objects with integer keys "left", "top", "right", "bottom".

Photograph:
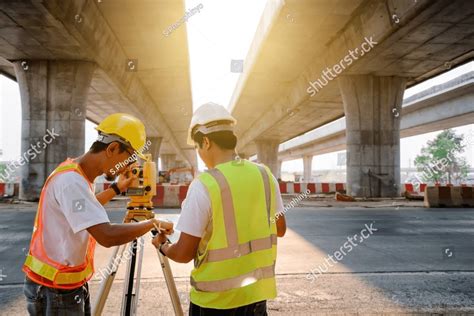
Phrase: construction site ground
[{"left": 0, "top": 196, "right": 473, "bottom": 315}]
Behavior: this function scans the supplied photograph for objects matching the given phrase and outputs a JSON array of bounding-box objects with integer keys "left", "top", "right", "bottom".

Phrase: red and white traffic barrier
[
  {"left": 0, "top": 183, "right": 17, "bottom": 197},
  {"left": 401, "top": 183, "right": 427, "bottom": 195},
  {"left": 153, "top": 184, "right": 189, "bottom": 208},
  {"left": 279, "top": 182, "right": 346, "bottom": 194}
]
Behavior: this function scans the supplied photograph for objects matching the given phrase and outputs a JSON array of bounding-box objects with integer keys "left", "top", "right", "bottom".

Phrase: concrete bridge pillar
[
  {"left": 277, "top": 160, "right": 282, "bottom": 181},
  {"left": 13, "top": 60, "right": 95, "bottom": 201},
  {"left": 338, "top": 75, "right": 406, "bottom": 197},
  {"left": 148, "top": 137, "right": 162, "bottom": 174},
  {"left": 303, "top": 155, "right": 313, "bottom": 183},
  {"left": 255, "top": 139, "right": 280, "bottom": 177},
  {"left": 160, "top": 153, "right": 177, "bottom": 171}
]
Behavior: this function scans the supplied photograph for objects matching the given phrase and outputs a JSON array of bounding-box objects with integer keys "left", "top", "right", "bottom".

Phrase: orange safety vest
[{"left": 23, "top": 158, "right": 96, "bottom": 289}]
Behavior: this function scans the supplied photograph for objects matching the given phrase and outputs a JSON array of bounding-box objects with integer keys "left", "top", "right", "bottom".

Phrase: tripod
[{"left": 91, "top": 207, "right": 184, "bottom": 316}]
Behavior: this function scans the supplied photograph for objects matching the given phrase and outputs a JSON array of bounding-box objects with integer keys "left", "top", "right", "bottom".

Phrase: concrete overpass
[
  {"left": 277, "top": 71, "right": 474, "bottom": 182},
  {"left": 230, "top": 0, "right": 474, "bottom": 197},
  {"left": 0, "top": 0, "right": 195, "bottom": 199}
]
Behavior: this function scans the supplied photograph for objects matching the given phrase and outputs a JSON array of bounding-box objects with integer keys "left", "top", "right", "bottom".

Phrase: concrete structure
[
  {"left": 14, "top": 60, "right": 95, "bottom": 200},
  {"left": 148, "top": 137, "right": 162, "bottom": 174},
  {"left": 0, "top": 0, "right": 195, "bottom": 199},
  {"left": 255, "top": 139, "right": 280, "bottom": 177},
  {"left": 339, "top": 75, "right": 406, "bottom": 197},
  {"left": 279, "top": 71, "right": 474, "bottom": 161},
  {"left": 160, "top": 154, "right": 177, "bottom": 172},
  {"left": 1, "top": 0, "right": 473, "bottom": 198},
  {"left": 230, "top": 0, "right": 474, "bottom": 197}
]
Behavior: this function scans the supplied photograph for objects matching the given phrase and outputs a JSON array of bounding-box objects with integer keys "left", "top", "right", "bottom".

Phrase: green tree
[{"left": 414, "top": 129, "right": 470, "bottom": 185}]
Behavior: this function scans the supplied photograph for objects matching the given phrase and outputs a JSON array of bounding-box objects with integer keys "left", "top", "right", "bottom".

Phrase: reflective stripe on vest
[
  {"left": 191, "top": 161, "right": 277, "bottom": 294},
  {"left": 191, "top": 263, "right": 275, "bottom": 292},
  {"left": 25, "top": 255, "right": 93, "bottom": 284},
  {"left": 23, "top": 159, "right": 96, "bottom": 289}
]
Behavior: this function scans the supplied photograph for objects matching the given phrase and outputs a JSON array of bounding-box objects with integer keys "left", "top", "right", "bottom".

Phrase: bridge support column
[
  {"left": 277, "top": 160, "right": 282, "bottom": 180},
  {"left": 303, "top": 155, "right": 313, "bottom": 183},
  {"left": 255, "top": 139, "right": 280, "bottom": 177},
  {"left": 13, "top": 60, "right": 95, "bottom": 201},
  {"left": 338, "top": 75, "right": 406, "bottom": 197},
  {"left": 148, "top": 137, "right": 162, "bottom": 173},
  {"left": 160, "top": 154, "right": 177, "bottom": 171}
]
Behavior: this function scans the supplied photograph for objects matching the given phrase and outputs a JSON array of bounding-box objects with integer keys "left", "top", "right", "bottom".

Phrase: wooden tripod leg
[
  {"left": 92, "top": 244, "right": 127, "bottom": 316},
  {"left": 156, "top": 249, "right": 184, "bottom": 316}
]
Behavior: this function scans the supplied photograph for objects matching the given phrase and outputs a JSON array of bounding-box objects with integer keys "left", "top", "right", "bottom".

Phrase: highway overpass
[
  {"left": 277, "top": 71, "right": 474, "bottom": 182},
  {"left": 0, "top": 0, "right": 195, "bottom": 199},
  {"left": 0, "top": 0, "right": 473, "bottom": 199},
  {"left": 230, "top": 0, "right": 473, "bottom": 197}
]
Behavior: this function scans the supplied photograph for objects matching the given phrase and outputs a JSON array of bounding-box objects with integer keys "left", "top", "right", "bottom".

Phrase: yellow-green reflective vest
[{"left": 190, "top": 159, "right": 278, "bottom": 309}]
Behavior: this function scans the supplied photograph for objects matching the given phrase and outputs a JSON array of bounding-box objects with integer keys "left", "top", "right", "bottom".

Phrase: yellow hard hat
[
  {"left": 95, "top": 113, "right": 148, "bottom": 160},
  {"left": 187, "top": 102, "right": 237, "bottom": 145}
]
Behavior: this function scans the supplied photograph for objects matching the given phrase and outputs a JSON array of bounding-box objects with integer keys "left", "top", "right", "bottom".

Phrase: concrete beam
[
  {"left": 279, "top": 72, "right": 474, "bottom": 161},
  {"left": 232, "top": 0, "right": 473, "bottom": 157},
  {"left": 13, "top": 60, "right": 95, "bottom": 200},
  {"left": 36, "top": 0, "right": 193, "bottom": 165}
]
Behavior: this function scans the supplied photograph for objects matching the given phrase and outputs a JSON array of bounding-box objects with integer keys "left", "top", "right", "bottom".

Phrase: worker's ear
[
  {"left": 105, "top": 142, "right": 120, "bottom": 157},
  {"left": 202, "top": 136, "right": 212, "bottom": 150}
]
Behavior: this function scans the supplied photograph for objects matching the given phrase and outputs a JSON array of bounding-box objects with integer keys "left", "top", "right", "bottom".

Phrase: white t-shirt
[
  {"left": 40, "top": 171, "right": 110, "bottom": 266},
  {"left": 176, "top": 173, "right": 284, "bottom": 238}
]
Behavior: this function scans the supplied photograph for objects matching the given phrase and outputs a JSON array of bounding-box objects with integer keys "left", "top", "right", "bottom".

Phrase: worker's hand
[
  {"left": 151, "top": 233, "right": 168, "bottom": 248},
  {"left": 151, "top": 218, "right": 174, "bottom": 235},
  {"left": 116, "top": 164, "right": 138, "bottom": 192}
]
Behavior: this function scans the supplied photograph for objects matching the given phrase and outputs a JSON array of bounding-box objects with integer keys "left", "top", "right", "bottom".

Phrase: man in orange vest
[{"left": 22, "top": 113, "right": 173, "bottom": 315}]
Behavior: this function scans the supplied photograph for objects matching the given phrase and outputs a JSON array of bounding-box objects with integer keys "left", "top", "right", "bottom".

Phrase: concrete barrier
[{"left": 424, "top": 186, "right": 474, "bottom": 207}]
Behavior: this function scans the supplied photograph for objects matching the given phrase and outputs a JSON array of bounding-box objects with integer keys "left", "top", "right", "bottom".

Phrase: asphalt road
[{"left": 1, "top": 200, "right": 473, "bottom": 315}]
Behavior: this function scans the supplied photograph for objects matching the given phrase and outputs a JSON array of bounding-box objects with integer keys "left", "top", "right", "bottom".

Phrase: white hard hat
[{"left": 187, "top": 102, "right": 237, "bottom": 145}]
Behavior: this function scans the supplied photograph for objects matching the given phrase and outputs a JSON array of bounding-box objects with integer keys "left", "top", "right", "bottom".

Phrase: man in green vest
[{"left": 152, "top": 102, "right": 286, "bottom": 315}]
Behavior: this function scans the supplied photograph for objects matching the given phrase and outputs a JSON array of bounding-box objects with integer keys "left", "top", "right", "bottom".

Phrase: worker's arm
[
  {"left": 276, "top": 213, "right": 286, "bottom": 237},
  {"left": 96, "top": 166, "right": 136, "bottom": 205},
  {"left": 152, "top": 232, "right": 200, "bottom": 263},
  {"left": 95, "top": 188, "right": 116, "bottom": 205},
  {"left": 88, "top": 219, "right": 173, "bottom": 248}
]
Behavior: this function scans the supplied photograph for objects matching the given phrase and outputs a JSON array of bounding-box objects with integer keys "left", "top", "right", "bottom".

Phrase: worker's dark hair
[
  {"left": 89, "top": 141, "right": 129, "bottom": 154},
  {"left": 193, "top": 131, "right": 237, "bottom": 150}
]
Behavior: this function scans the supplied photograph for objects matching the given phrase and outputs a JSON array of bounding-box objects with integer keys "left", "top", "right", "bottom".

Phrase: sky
[{"left": 0, "top": 1, "right": 473, "bottom": 174}]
